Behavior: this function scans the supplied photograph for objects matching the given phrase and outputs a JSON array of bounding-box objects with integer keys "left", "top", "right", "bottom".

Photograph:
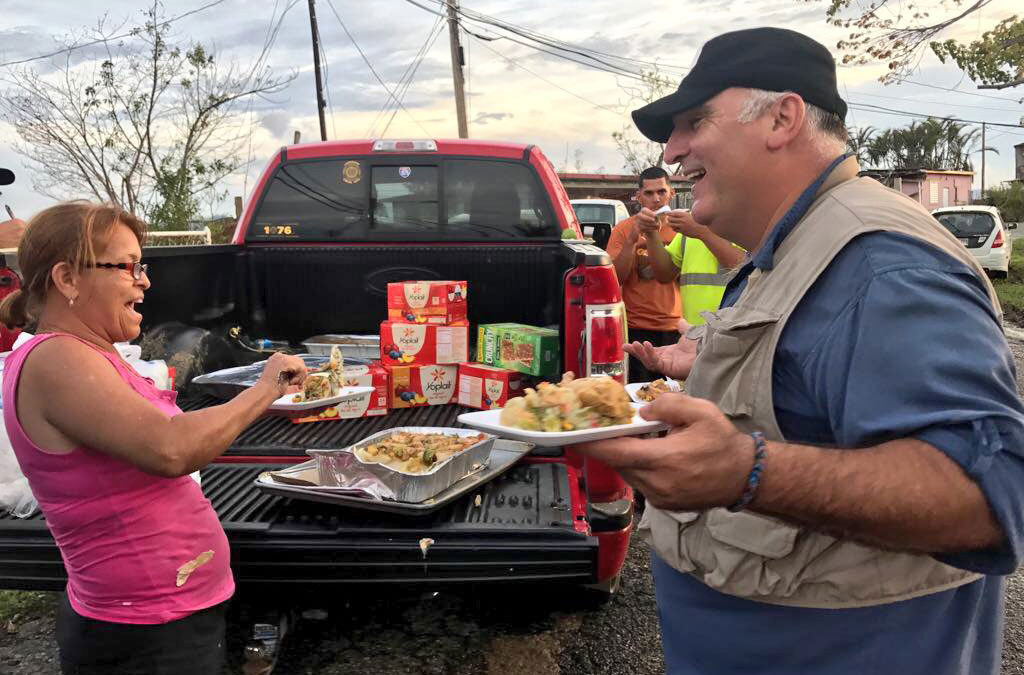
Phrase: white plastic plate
[
  {"left": 624, "top": 380, "right": 682, "bottom": 404},
  {"left": 457, "top": 403, "right": 669, "bottom": 447},
  {"left": 268, "top": 386, "right": 376, "bottom": 412}
]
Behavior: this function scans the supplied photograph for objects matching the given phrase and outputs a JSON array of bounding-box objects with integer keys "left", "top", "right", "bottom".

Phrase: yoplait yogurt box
[
  {"left": 290, "top": 361, "right": 389, "bottom": 423},
  {"left": 386, "top": 363, "right": 458, "bottom": 408},
  {"left": 457, "top": 362, "right": 523, "bottom": 410},
  {"left": 387, "top": 280, "right": 467, "bottom": 325},
  {"left": 380, "top": 320, "right": 469, "bottom": 366}
]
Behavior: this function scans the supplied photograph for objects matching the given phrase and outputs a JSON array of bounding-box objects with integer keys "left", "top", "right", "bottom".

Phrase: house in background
[{"left": 860, "top": 168, "right": 974, "bottom": 209}]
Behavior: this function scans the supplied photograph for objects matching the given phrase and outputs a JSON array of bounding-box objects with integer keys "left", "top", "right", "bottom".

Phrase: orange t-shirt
[{"left": 605, "top": 216, "right": 681, "bottom": 331}]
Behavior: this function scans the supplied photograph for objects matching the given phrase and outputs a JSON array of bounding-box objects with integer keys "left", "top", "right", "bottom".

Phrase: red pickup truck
[{"left": 0, "top": 138, "right": 635, "bottom": 601}]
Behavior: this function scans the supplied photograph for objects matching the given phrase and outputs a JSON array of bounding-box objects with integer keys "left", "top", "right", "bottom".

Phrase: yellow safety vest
[{"left": 667, "top": 236, "right": 732, "bottom": 326}]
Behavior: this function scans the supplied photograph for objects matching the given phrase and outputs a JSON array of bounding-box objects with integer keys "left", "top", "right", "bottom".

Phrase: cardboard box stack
[{"left": 383, "top": 281, "right": 469, "bottom": 408}]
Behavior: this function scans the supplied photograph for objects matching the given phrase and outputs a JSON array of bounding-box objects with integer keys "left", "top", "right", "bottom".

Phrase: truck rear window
[{"left": 248, "top": 157, "right": 558, "bottom": 242}]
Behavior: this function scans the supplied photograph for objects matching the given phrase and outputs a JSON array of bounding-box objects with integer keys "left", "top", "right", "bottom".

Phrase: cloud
[
  {"left": 259, "top": 110, "right": 292, "bottom": 139},
  {"left": 472, "top": 112, "right": 514, "bottom": 125}
]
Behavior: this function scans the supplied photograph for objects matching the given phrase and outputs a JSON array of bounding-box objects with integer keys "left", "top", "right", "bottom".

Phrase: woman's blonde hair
[{"left": 0, "top": 201, "right": 147, "bottom": 328}]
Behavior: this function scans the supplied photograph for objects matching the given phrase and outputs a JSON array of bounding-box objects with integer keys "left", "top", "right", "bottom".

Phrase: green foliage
[
  {"left": 932, "top": 16, "right": 1024, "bottom": 90},
  {"left": 991, "top": 245, "right": 1024, "bottom": 324},
  {"left": 812, "top": 0, "right": 1024, "bottom": 89},
  {"left": 980, "top": 182, "right": 1024, "bottom": 222},
  {"left": 0, "top": 0, "right": 292, "bottom": 229},
  {"left": 0, "top": 591, "right": 53, "bottom": 623},
  {"left": 856, "top": 118, "right": 995, "bottom": 171}
]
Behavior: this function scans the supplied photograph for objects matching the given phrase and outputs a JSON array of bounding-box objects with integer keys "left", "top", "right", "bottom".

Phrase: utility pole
[
  {"left": 446, "top": 0, "right": 469, "bottom": 138},
  {"left": 307, "top": 0, "right": 328, "bottom": 141},
  {"left": 981, "top": 121, "right": 986, "bottom": 199}
]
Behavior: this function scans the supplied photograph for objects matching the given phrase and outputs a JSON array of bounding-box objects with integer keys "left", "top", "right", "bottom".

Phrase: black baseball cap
[{"left": 632, "top": 27, "right": 847, "bottom": 143}]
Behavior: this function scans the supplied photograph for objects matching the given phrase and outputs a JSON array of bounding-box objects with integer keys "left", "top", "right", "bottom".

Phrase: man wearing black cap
[{"left": 577, "top": 27, "right": 1023, "bottom": 674}]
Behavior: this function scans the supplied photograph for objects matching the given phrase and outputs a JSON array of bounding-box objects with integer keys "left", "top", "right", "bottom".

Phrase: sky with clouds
[{"left": 1, "top": 0, "right": 1023, "bottom": 219}]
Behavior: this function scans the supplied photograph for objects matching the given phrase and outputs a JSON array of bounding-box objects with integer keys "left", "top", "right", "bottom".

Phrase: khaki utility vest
[{"left": 639, "top": 157, "right": 1001, "bottom": 608}]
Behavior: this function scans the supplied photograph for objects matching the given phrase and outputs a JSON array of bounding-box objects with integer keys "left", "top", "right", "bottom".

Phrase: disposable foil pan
[
  {"left": 302, "top": 334, "right": 380, "bottom": 360},
  {"left": 306, "top": 427, "right": 496, "bottom": 503}
]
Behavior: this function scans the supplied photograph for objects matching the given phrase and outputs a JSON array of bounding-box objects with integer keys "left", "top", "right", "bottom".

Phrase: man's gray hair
[{"left": 736, "top": 89, "right": 847, "bottom": 154}]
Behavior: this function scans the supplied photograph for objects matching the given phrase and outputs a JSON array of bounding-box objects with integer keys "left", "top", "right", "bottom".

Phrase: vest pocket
[
  {"left": 641, "top": 507, "right": 700, "bottom": 572},
  {"left": 705, "top": 509, "right": 798, "bottom": 559},
  {"left": 700, "top": 310, "right": 780, "bottom": 417}
]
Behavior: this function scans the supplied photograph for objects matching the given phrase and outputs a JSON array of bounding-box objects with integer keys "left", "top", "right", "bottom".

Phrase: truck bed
[{"left": 0, "top": 400, "right": 598, "bottom": 592}]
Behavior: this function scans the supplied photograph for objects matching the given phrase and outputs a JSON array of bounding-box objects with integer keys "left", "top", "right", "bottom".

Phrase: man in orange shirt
[{"left": 606, "top": 167, "right": 680, "bottom": 383}]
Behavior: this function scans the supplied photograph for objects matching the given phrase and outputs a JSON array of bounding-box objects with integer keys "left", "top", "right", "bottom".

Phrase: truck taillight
[
  {"left": 993, "top": 229, "right": 1004, "bottom": 248},
  {"left": 372, "top": 140, "right": 437, "bottom": 152},
  {"left": 586, "top": 304, "right": 627, "bottom": 382}
]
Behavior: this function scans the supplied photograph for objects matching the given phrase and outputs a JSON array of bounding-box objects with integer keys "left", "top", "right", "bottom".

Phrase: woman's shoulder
[{"left": 21, "top": 334, "right": 119, "bottom": 380}]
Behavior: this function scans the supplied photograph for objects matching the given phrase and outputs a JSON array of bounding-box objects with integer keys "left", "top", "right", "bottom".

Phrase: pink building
[{"left": 860, "top": 169, "right": 974, "bottom": 209}]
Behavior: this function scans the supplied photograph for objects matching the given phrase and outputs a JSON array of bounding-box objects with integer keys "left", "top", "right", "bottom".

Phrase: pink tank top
[{"left": 2, "top": 333, "right": 234, "bottom": 624}]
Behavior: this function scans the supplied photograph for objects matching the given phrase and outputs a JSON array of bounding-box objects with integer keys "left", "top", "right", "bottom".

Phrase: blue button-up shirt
[{"left": 654, "top": 156, "right": 1024, "bottom": 675}]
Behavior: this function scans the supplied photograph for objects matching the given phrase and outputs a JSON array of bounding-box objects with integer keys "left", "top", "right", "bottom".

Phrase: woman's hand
[{"left": 258, "top": 352, "right": 308, "bottom": 397}]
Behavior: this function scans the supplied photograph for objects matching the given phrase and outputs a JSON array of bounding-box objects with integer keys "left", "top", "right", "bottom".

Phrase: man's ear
[{"left": 765, "top": 93, "right": 806, "bottom": 151}]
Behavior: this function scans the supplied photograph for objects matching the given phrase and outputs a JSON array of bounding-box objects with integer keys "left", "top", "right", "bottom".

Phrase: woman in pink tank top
[{"left": 0, "top": 202, "right": 308, "bottom": 675}]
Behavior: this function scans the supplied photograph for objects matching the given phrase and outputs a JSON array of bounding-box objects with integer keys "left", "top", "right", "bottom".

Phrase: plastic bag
[{"left": 0, "top": 356, "right": 38, "bottom": 518}]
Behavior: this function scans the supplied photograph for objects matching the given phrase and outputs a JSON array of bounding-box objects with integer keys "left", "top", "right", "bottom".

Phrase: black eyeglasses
[{"left": 87, "top": 261, "right": 149, "bottom": 280}]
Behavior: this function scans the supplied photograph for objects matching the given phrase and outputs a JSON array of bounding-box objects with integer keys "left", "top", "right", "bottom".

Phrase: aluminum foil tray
[
  {"left": 254, "top": 440, "right": 533, "bottom": 514},
  {"left": 307, "top": 427, "right": 496, "bottom": 503},
  {"left": 302, "top": 334, "right": 380, "bottom": 360},
  {"left": 192, "top": 354, "right": 369, "bottom": 400}
]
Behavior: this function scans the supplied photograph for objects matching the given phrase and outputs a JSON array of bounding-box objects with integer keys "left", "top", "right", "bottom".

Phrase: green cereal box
[
  {"left": 477, "top": 323, "right": 559, "bottom": 377},
  {"left": 476, "top": 323, "right": 517, "bottom": 365}
]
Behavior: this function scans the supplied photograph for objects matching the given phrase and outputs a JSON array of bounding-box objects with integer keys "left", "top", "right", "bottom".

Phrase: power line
[
  {"left": 440, "top": 0, "right": 692, "bottom": 74},
  {"left": 318, "top": 27, "right": 338, "bottom": 139},
  {"left": 367, "top": 14, "right": 444, "bottom": 137},
  {"left": 244, "top": 0, "right": 300, "bottom": 195},
  {"left": 401, "top": 0, "right": 657, "bottom": 82},
  {"left": 470, "top": 34, "right": 620, "bottom": 116},
  {"left": 324, "top": 0, "right": 432, "bottom": 136},
  {"left": 380, "top": 19, "right": 446, "bottom": 137},
  {"left": 0, "top": 0, "right": 229, "bottom": 68},
  {"left": 897, "top": 79, "right": 1024, "bottom": 104},
  {"left": 847, "top": 100, "right": 1024, "bottom": 129},
  {"left": 849, "top": 89, "right": 1024, "bottom": 114}
]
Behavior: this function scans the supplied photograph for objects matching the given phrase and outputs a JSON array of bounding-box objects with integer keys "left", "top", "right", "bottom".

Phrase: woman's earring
[{"left": 68, "top": 296, "right": 75, "bottom": 307}]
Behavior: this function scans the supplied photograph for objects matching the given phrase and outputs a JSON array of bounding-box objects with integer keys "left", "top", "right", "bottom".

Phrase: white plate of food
[
  {"left": 456, "top": 374, "right": 669, "bottom": 447},
  {"left": 625, "top": 379, "right": 683, "bottom": 404},
  {"left": 269, "top": 385, "right": 376, "bottom": 412},
  {"left": 265, "top": 344, "right": 374, "bottom": 412}
]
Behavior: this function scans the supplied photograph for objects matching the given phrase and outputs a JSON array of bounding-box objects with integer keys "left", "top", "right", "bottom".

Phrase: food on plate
[
  {"left": 291, "top": 346, "right": 344, "bottom": 402},
  {"left": 499, "top": 373, "right": 634, "bottom": 432},
  {"left": 296, "top": 373, "right": 331, "bottom": 402},
  {"left": 355, "top": 431, "right": 488, "bottom": 474},
  {"left": 636, "top": 379, "right": 681, "bottom": 402}
]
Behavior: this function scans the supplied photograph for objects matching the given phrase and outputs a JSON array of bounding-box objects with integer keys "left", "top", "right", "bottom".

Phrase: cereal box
[
  {"left": 380, "top": 321, "right": 469, "bottom": 366},
  {"left": 457, "top": 362, "right": 523, "bottom": 410},
  {"left": 387, "top": 280, "right": 468, "bottom": 325},
  {"left": 290, "top": 361, "right": 390, "bottom": 423},
  {"left": 387, "top": 364, "right": 458, "bottom": 408},
  {"left": 476, "top": 323, "right": 560, "bottom": 378}
]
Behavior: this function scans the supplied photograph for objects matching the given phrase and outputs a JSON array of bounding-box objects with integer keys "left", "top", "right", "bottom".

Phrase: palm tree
[
  {"left": 866, "top": 118, "right": 997, "bottom": 172},
  {"left": 846, "top": 126, "right": 877, "bottom": 166}
]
